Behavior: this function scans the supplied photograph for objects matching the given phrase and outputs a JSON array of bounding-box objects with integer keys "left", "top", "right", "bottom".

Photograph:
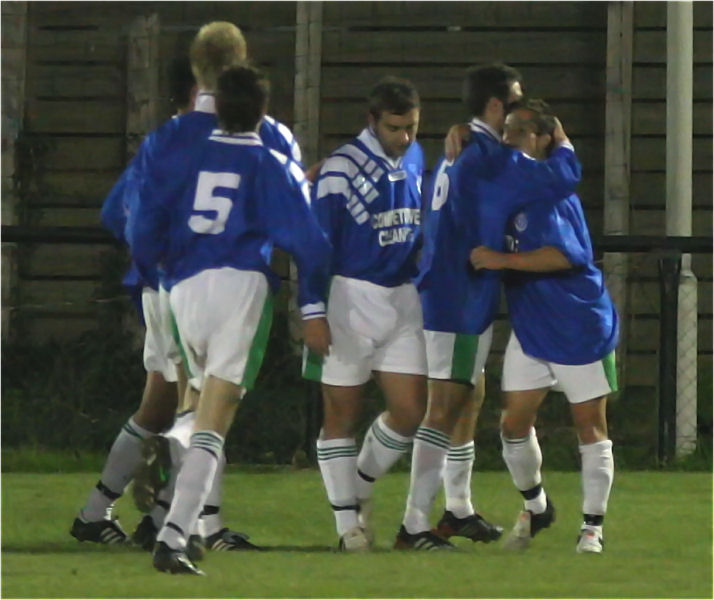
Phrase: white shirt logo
[{"left": 514, "top": 212, "right": 528, "bottom": 233}]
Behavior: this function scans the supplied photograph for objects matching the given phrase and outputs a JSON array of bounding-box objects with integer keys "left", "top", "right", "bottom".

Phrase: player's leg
[
  {"left": 362, "top": 370, "right": 433, "bottom": 548},
  {"left": 131, "top": 289, "right": 186, "bottom": 514},
  {"left": 394, "top": 376, "right": 462, "bottom": 549},
  {"left": 132, "top": 409, "right": 193, "bottom": 550},
  {"left": 317, "top": 382, "right": 368, "bottom": 550},
  {"left": 435, "top": 373, "right": 503, "bottom": 542},
  {"left": 153, "top": 268, "right": 272, "bottom": 574},
  {"left": 303, "top": 276, "right": 374, "bottom": 551},
  {"left": 200, "top": 448, "right": 262, "bottom": 551},
  {"left": 500, "top": 332, "right": 555, "bottom": 550},
  {"left": 154, "top": 375, "right": 242, "bottom": 575},
  {"left": 354, "top": 408, "right": 413, "bottom": 532},
  {"left": 555, "top": 354, "right": 616, "bottom": 554},
  {"left": 71, "top": 289, "right": 178, "bottom": 544},
  {"left": 445, "top": 374, "right": 483, "bottom": 518}
]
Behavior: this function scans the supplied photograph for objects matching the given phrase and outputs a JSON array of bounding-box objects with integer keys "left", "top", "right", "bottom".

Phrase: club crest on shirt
[{"left": 514, "top": 212, "right": 528, "bottom": 232}]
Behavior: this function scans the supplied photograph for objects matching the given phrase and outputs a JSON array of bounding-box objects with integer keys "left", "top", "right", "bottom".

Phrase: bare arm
[
  {"left": 304, "top": 159, "right": 326, "bottom": 183},
  {"left": 470, "top": 245, "right": 572, "bottom": 273},
  {"left": 303, "top": 316, "right": 331, "bottom": 356},
  {"left": 444, "top": 123, "right": 471, "bottom": 161}
]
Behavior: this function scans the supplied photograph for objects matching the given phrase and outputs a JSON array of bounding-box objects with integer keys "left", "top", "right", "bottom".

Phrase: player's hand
[
  {"left": 444, "top": 123, "right": 470, "bottom": 161},
  {"left": 470, "top": 245, "right": 508, "bottom": 271},
  {"left": 304, "top": 159, "right": 326, "bottom": 183},
  {"left": 303, "top": 317, "right": 331, "bottom": 356},
  {"left": 552, "top": 117, "right": 570, "bottom": 147}
]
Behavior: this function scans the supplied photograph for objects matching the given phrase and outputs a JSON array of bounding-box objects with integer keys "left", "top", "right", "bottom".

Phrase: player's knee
[
  {"left": 132, "top": 407, "right": 174, "bottom": 433},
  {"left": 387, "top": 405, "right": 425, "bottom": 436},
  {"left": 424, "top": 399, "right": 461, "bottom": 433},
  {"left": 500, "top": 412, "right": 533, "bottom": 440},
  {"left": 321, "top": 409, "right": 359, "bottom": 439},
  {"left": 575, "top": 423, "right": 608, "bottom": 445}
]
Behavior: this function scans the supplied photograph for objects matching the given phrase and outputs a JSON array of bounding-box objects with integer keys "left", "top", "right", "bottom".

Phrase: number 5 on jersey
[{"left": 188, "top": 171, "right": 241, "bottom": 235}]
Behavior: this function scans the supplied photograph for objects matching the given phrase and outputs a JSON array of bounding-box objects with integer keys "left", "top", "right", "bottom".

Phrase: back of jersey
[{"left": 164, "top": 131, "right": 279, "bottom": 288}]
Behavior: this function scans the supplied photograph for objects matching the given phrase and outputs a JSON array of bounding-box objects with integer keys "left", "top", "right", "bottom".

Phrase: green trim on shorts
[
  {"left": 601, "top": 350, "right": 618, "bottom": 393},
  {"left": 170, "top": 307, "right": 194, "bottom": 379},
  {"left": 303, "top": 349, "right": 323, "bottom": 382},
  {"left": 302, "top": 276, "right": 331, "bottom": 383},
  {"left": 241, "top": 293, "right": 274, "bottom": 390},
  {"left": 450, "top": 333, "right": 479, "bottom": 383}
]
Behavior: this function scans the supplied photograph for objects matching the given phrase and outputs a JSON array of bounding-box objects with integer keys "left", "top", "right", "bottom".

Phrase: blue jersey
[
  {"left": 417, "top": 118, "right": 582, "bottom": 334},
  {"left": 100, "top": 151, "right": 147, "bottom": 319},
  {"left": 312, "top": 128, "right": 424, "bottom": 287},
  {"left": 101, "top": 91, "right": 301, "bottom": 291},
  {"left": 504, "top": 194, "right": 619, "bottom": 365},
  {"left": 127, "top": 130, "right": 331, "bottom": 313}
]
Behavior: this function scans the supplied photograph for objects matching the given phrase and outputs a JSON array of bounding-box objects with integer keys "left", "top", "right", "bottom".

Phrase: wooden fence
[{"left": 8, "top": 1, "right": 712, "bottom": 391}]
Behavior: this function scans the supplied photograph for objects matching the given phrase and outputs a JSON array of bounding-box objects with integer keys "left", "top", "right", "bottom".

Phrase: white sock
[
  {"left": 501, "top": 427, "right": 546, "bottom": 514},
  {"left": 201, "top": 450, "right": 227, "bottom": 537},
  {"left": 580, "top": 439, "right": 614, "bottom": 525},
  {"left": 402, "top": 426, "right": 450, "bottom": 534},
  {"left": 356, "top": 414, "right": 412, "bottom": 501},
  {"left": 166, "top": 410, "right": 195, "bottom": 448},
  {"left": 317, "top": 437, "right": 359, "bottom": 536},
  {"left": 82, "top": 417, "right": 153, "bottom": 522},
  {"left": 157, "top": 430, "right": 224, "bottom": 550},
  {"left": 444, "top": 441, "right": 475, "bottom": 518}
]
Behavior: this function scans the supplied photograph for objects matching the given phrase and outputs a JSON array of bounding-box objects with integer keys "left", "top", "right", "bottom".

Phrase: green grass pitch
[{"left": 2, "top": 469, "right": 711, "bottom": 598}]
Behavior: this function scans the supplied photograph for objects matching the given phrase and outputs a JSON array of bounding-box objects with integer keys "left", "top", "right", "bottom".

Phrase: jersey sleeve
[
  {"left": 541, "top": 197, "right": 592, "bottom": 267},
  {"left": 500, "top": 143, "right": 582, "bottom": 206},
  {"left": 124, "top": 131, "right": 173, "bottom": 285},
  {"left": 453, "top": 141, "right": 582, "bottom": 216},
  {"left": 310, "top": 155, "right": 352, "bottom": 254},
  {"left": 100, "top": 151, "right": 143, "bottom": 242},
  {"left": 260, "top": 116, "right": 304, "bottom": 167},
  {"left": 257, "top": 152, "right": 332, "bottom": 316}
]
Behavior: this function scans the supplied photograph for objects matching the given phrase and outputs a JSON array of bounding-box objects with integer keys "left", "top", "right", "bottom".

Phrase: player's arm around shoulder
[
  {"left": 470, "top": 244, "right": 572, "bottom": 273},
  {"left": 500, "top": 118, "right": 582, "bottom": 199}
]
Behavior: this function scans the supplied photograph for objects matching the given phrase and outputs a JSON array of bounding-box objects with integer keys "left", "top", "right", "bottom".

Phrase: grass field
[{"left": 2, "top": 468, "right": 711, "bottom": 598}]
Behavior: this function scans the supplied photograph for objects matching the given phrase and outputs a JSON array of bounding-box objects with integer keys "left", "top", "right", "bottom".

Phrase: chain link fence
[{"left": 1, "top": 229, "right": 712, "bottom": 470}]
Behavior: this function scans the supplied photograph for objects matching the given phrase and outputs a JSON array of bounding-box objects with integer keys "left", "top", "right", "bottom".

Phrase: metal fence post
[{"left": 657, "top": 251, "right": 682, "bottom": 464}]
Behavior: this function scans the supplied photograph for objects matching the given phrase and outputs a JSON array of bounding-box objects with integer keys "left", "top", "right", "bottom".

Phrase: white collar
[
  {"left": 468, "top": 117, "right": 500, "bottom": 142},
  {"left": 210, "top": 130, "right": 262, "bottom": 142},
  {"left": 357, "top": 127, "right": 403, "bottom": 170},
  {"left": 195, "top": 90, "right": 216, "bottom": 114}
]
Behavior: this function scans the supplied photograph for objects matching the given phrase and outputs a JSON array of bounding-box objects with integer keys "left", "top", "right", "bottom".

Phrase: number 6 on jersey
[{"left": 188, "top": 171, "right": 241, "bottom": 235}]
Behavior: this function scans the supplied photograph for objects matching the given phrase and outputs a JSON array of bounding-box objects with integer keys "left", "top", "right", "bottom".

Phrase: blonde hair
[{"left": 190, "top": 22, "right": 247, "bottom": 90}]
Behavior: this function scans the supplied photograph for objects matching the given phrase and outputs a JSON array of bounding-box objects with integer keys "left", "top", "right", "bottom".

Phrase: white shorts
[
  {"left": 169, "top": 267, "right": 273, "bottom": 391},
  {"left": 424, "top": 325, "right": 493, "bottom": 386},
  {"left": 142, "top": 287, "right": 178, "bottom": 382},
  {"left": 501, "top": 331, "right": 617, "bottom": 404},
  {"left": 303, "top": 276, "right": 427, "bottom": 386},
  {"left": 159, "top": 285, "right": 182, "bottom": 367}
]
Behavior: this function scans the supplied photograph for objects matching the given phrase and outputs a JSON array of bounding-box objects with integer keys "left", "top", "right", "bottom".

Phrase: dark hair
[
  {"left": 368, "top": 76, "right": 420, "bottom": 120},
  {"left": 216, "top": 66, "right": 270, "bottom": 133},
  {"left": 509, "top": 97, "right": 557, "bottom": 154},
  {"left": 462, "top": 63, "right": 522, "bottom": 117},
  {"left": 168, "top": 56, "right": 196, "bottom": 111}
]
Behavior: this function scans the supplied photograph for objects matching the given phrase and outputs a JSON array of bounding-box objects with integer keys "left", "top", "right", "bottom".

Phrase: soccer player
[
  {"left": 306, "top": 77, "right": 452, "bottom": 551},
  {"left": 70, "top": 21, "right": 302, "bottom": 549},
  {"left": 409, "top": 64, "right": 582, "bottom": 546},
  {"left": 470, "top": 99, "right": 618, "bottom": 554},
  {"left": 130, "top": 55, "right": 263, "bottom": 556},
  {"left": 127, "top": 64, "right": 331, "bottom": 575}
]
